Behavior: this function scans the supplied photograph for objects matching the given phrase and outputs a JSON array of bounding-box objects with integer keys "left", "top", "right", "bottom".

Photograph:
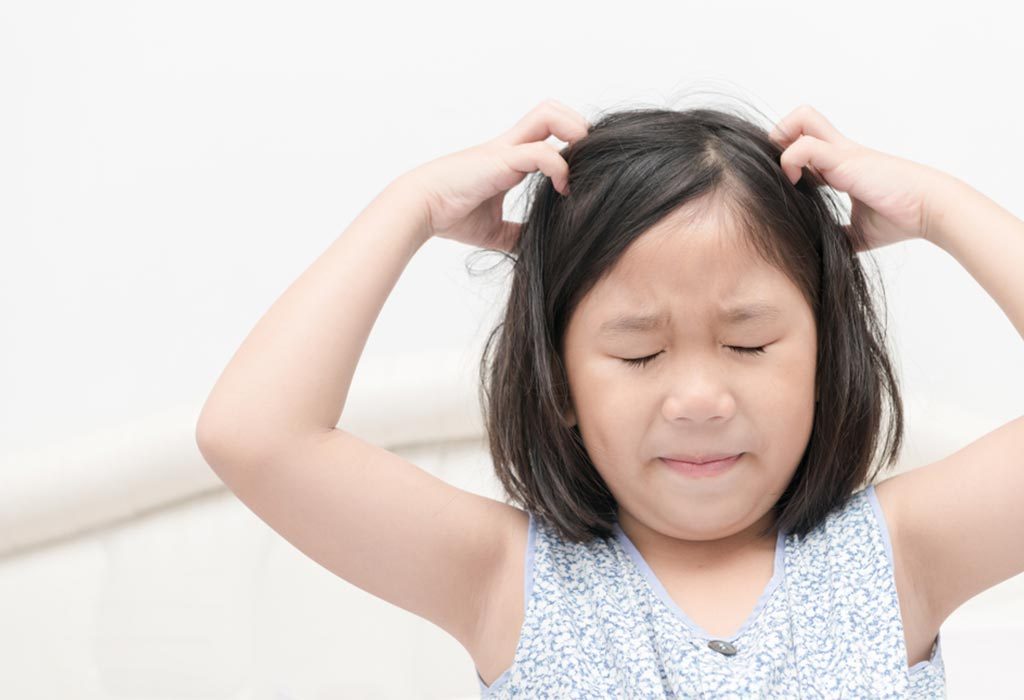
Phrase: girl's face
[{"left": 562, "top": 205, "right": 817, "bottom": 555}]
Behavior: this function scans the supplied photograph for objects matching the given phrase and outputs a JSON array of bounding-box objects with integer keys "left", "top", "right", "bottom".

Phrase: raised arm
[
  {"left": 195, "top": 176, "right": 432, "bottom": 455},
  {"left": 191, "top": 100, "right": 588, "bottom": 669},
  {"left": 770, "top": 103, "right": 1024, "bottom": 631},
  {"left": 890, "top": 176, "right": 1024, "bottom": 624}
]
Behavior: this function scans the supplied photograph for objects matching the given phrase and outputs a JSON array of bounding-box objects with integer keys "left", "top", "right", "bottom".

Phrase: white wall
[{"left": 5, "top": 0, "right": 1023, "bottom": 454}]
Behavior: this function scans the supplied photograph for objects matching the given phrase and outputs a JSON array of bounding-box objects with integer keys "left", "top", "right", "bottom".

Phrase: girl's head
[{"left": 477, "top": 104, "right": 903, "bottom": 544}]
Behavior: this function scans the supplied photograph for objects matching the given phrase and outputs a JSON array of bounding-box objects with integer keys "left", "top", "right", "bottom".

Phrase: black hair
[{"left": 473, "top": 102, "right": 903, "bottom": 544}]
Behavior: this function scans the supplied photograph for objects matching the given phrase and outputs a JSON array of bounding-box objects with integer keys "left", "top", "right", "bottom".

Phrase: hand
[
  {"left": 398, "top": 99, "right": 590, "bottom": 252},
  {"left": 768, "top": 104, "right": 956, "bottom": 252}
]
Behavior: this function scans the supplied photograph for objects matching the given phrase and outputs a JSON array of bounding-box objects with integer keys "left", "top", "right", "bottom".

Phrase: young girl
[{"left": 196, "top": 99, "right": 1024, "bottom": 698}]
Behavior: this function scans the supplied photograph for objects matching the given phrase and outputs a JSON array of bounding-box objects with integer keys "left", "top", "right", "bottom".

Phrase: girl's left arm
[
  {"left": 890, "top": 176, "right": 1024, "bottom": 627},
  {"left": 928, "top": 178, "right": 1024, "bottom": 339},
  {"left": 768, "top": 103, "right": 1024, "bottom": 630}
]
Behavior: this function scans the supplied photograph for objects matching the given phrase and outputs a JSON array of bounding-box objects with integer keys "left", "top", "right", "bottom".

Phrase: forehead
[
  {"left": 597, "top": 300, "right": 784, "bottom": 336},
  {"left": 575, "top": 206, "right": 802, "bottom": 329}
]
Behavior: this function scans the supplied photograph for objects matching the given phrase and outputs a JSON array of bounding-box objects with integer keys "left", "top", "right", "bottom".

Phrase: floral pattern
[{"left": 477, "top": 483, "right": 944, "bottom": 698}]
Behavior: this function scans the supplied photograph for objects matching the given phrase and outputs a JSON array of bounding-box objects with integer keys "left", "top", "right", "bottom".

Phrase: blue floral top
[{"left": 477, "top": 483, "right": 945, "bottom": 698}]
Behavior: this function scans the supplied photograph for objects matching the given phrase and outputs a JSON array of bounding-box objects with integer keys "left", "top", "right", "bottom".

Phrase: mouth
[
  {"left": 659, "top": 453, "right": 743, "bottom": 478},
  {"left": 661, "top": 453, "right": 740, "bottom": 464}
]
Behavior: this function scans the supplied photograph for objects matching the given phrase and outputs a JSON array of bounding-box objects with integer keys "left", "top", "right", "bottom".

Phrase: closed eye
[{"left": 621, "top": 346, "right": 768, "bottom": 368}]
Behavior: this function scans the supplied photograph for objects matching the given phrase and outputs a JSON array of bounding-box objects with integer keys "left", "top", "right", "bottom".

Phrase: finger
[
  {"left": 779, "top": 133, "right": 843, "bottom": 186},
  {"left": 769, "top": 104, "right": 848, "bottom": 149},
  {"left": 500, "top": 99, "right": 590, "bottom": 149},
  {"left": 503, "top": 141, "right": 572, "bottom": 195},
  {"left": 545, "top": 98, "right": 592, "bottom": 137}
]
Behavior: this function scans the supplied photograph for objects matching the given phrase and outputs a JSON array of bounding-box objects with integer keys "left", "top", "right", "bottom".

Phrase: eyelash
[{"left": 621, "top": 346, "right": 768, "bottom": 368}]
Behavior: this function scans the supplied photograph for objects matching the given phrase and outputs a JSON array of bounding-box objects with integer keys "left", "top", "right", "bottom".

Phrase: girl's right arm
[{"left": 194, "top": 100, "right": 589, "bottom": 661}]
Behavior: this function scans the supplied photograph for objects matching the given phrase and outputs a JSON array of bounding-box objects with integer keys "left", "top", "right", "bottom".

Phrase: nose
[{"left": 661, "top": 358, "right": 737, "bottom": 423}]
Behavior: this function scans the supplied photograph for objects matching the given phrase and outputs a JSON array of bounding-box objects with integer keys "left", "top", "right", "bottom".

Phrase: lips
[
  {"left": 661, "top": 453, "right": 740, "bottom": 464},
  {"left": 660, "top": 453, "right": 742, "bottom": 477}
]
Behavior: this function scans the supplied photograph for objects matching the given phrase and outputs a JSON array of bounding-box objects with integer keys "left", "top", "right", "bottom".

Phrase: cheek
[
  {"left": 755, "top": 371, "right": 815, "bottom": 433},
  {"left": 569, "top": 356, "right": 633, "bottom": 409},
  {"left": 745, "top": 353, "right": 815, "bottom": 451},
  {"left": 765, "top": 336, "right": 817, "bottom": 399},
  {"left": 572, "top": 393, "right": 645, "bottom": 475},
  {"left": 756, "top": 384, "right": 816, "bottom": 467}
]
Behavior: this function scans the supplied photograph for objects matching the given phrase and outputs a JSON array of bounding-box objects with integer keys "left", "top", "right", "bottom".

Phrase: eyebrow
[{"left": 598, "top": 302, "right": 782, "bottom": 335}]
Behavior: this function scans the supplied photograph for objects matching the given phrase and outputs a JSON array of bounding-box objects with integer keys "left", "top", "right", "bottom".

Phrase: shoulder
[
  {"left": 871, "top": 477, "right": 931, "bottom": 605},
  {"left": 872, "top": 418, "right": 1024, "bottom": 624},
  {"left": 468, "top": 507, "right": 531, "bottom": 673},
  {"left": 472, "top": 509, "right": 619, "bottom": 656},
  {"left": 790, "top": 484, "right": 882, "bottom": 545},
  {"left": 785, "top": 483, "right": 906, "bottom": 582}
]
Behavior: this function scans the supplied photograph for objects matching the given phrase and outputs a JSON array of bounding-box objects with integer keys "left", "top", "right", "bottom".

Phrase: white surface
[
  {"left": 0, "top": 347, "right": 485, "bottom": 558},
  {"left": 0, "top": 439, "right": 499, "bottom": 700}
]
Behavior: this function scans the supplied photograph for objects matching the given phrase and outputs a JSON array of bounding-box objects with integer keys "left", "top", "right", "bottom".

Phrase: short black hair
[{"left": 474, "top": 103, "right": 903, "bottom": 544}]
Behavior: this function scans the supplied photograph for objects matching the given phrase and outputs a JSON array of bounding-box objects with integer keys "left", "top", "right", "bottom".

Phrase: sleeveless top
[{"left": 476, "top": 483, "right": 945, "bottom": 698}]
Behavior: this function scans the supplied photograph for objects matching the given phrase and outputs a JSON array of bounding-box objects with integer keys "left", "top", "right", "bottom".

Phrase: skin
[{"left": 561, "top": 200, "right": 819, "bottom": 571}]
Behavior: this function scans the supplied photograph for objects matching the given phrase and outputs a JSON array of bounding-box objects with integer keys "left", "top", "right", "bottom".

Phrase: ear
[{"left": 564, "top": 406, "right": 577, "bottom": 427}]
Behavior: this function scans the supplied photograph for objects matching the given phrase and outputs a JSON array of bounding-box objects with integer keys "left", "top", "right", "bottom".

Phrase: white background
[{"left": 5, "top": 1, "right": 1024, "bottom": 452}]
